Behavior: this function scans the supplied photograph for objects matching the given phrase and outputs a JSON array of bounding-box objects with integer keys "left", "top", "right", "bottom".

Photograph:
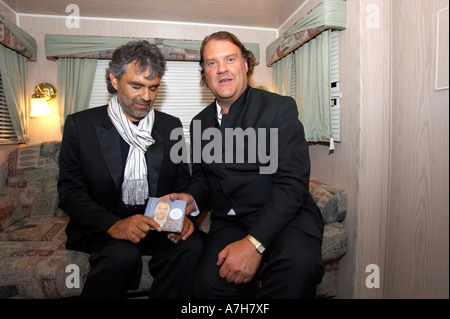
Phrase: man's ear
[{"left": 109, "top": 72, "right": 119, "bottom": 91}]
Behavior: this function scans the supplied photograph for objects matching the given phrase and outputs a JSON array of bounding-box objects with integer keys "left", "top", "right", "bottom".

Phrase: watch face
[{"left": 257, "top": 246, "right": 265, "bottom": 253}]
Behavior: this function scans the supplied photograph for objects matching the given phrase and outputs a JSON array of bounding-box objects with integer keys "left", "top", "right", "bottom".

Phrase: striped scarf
[{"left": 107, "top": 95, "right": 155, "bottom": 206}]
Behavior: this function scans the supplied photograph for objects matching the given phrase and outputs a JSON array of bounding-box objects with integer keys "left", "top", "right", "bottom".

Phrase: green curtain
[
  {"left": 46, "top": 34, "right": 153, "bottom": 59},
  {"left": 294, "top": 30, "right": 332, "bottom": 142},
  {"left": 0, "top": 15, "right": 37, "bottom": 61},
  {"left": 46, "top": 34, "right": 260, "bottom": 63},
  {"left": 266, "top": 0, "right": 346, "bottom": 66},
  {"left": 57, "top": 58, "right": 97, "bottom": 132},
  {"left": 273, "top": 30, "right": 331, "bottom": 142},
  {"left": 0, "top": 45, "right": 30, "bottom": 143},
  {"left": 273, "top": 53, "right": 293, "bottom": 97}
]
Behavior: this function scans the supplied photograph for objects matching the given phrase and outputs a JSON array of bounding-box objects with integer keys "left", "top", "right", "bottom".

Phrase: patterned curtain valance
[
  {"left": 0, "top": 14, "right": 37, "bottom": 61},
  {"left": 45, "top": 34, "right": 260, "bottom": 63},
  {"left": 266, "top": 0, "right": 346, "bottom": 66}
]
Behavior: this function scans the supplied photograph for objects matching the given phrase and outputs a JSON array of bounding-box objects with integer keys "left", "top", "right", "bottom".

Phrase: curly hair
[
  {"left": 199, "top": 31, "right": 257, "bottom": 87},
  {"left": 106, "top": 40, "right": 166, "bottom": 94}
]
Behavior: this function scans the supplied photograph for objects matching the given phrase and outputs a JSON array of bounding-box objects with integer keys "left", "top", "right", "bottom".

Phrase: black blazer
[
  {"left": 58, "top": 106, "right": 190, "bottom": 246},
  {"left": 187, "top": 86, "right": 323, "bottom": 246}
]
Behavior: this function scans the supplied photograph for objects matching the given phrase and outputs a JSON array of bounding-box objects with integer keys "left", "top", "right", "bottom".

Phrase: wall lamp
[{"left": 30, "top": 82, "right": 57, "bottom": 117}]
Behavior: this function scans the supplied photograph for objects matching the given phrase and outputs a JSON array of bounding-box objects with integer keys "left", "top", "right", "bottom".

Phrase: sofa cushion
[
  {"left": 6, "top": 141, "right": 63, "bottom": 218},
  {"left": 0, "top": 216, "right": 68, "bottom": 242},
  {"left": 0, "top": 228, "right": 152, "bottom": 299},
  {"left": 19, "top": 182, "right": 61, "bottom": 217},
  {"left": 0, "top": 241, "right": 89, "bottom": 299},
  {"left": 316, "top": 259, "right": 340, "bottom": 298}
]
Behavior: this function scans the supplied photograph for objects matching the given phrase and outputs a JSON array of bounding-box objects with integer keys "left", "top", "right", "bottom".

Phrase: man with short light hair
[{"left": 167, "top": 31, "right": 325, "bottom": 299}]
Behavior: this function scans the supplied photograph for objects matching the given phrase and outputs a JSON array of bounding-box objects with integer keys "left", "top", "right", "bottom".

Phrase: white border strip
[
  {"left": 16, "top": 12, "right": 278, "bottom": 32},
  {"left": 435, "top": 6, "right": 449, "bottom": 91}
]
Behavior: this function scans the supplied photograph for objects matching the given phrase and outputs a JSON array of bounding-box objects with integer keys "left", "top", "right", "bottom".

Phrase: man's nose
[
  {"left": 140, "top": 88, "right": 153, "bottom": 102},
  {"left": 217, "top": 60, "right": 228, "bottom": 74}
]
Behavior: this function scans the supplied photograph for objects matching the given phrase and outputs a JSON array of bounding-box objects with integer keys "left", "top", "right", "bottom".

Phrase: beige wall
[
  {"left": 0, "top": 1, "right": 15, "bottom": 22},
  {"left": 387, "top": 0, "right": 449, "bottom": 298},
  {"left": 282, "top": 0, "right": 449, "bottom": 299}
]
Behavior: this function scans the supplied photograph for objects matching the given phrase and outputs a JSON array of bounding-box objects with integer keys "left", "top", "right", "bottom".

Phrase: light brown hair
[{"left": 199, "top": 31, "right": 257, "bottom": 86}]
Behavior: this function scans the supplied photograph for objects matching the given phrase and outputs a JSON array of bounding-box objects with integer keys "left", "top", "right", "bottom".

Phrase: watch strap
[{"left": 246, "top": 235, "right": 265, "bottom": 254}]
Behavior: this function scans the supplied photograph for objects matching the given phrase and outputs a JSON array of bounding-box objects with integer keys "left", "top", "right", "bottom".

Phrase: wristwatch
[{"left": 246, "top": 235, "right": 265, "bottom": 254}]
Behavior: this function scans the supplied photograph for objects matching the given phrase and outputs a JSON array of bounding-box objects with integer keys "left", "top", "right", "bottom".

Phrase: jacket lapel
[
  {"left": 146, "top": 115, "right": 163, "bottom": 197},
  {"left": 95, "top": 122, "right": 123, "bottom": 191},
  {"left": 95, "top": 112, "right": 164, "bottom": 197}
]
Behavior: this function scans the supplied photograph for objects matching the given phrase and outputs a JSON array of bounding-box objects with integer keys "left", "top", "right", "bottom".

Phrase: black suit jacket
[
  {"left": 187, "top": 86, "right": 323, "bottom": 246},
  {"left": 58, "top": 105, "right": 190, "bottom": 247}
]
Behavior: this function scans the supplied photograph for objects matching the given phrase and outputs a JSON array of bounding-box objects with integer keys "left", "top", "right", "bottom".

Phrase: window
[
  {"left": 88, "top": 59, "right": 114, "bottom": 109},
  {"left": 0, "top": 70, "right": 18, "bottom": 144},
  {"left": 289, "top": 31, "right": 342, "bottom": 143},
  {"left": 89, "top": 60, "right": 215, "bottom": 139}
]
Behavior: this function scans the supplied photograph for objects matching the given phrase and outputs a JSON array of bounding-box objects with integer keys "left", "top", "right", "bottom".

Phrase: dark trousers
[
  {"left": 193, "top": 219, "right": 324, "bottom": 299},
  {"left": 70, "top": 230, "right": 203, "bottom": 299}
]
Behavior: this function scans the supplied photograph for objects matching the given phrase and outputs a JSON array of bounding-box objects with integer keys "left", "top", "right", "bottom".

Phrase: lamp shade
[{"left": 30, "top": 97, "right": 52, "bottom": 117}]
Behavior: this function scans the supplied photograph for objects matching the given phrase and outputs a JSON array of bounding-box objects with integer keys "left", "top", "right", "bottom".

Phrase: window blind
[
  {"left": 88, "top": 59, "right": 113, "bottom": 108},
  {"left": 89, "top": 60, "right": 215, "bottom": 139},
  {"left": 0, "top": 70, "right": 18, "bottom": 143},
  {"left": 290, "top": 54, "right": 296, "bottom": 100},
  {"left": 330, "top": 31, "right": 342, "bottom": 142}
]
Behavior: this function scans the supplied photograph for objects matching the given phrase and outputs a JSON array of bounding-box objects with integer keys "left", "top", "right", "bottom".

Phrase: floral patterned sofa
[{"left": 0, "top": 141, "right": 347, "bottom": 299}]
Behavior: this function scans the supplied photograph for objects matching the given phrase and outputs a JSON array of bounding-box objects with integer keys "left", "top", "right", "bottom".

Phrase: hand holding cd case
[{"left": 144, "top": 197, "right": 186, "bottom": 233}]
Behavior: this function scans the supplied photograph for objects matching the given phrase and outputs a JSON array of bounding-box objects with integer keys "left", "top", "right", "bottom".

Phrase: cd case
[{"left": 144, "top": 197, "right": 186, "bottom": 233}]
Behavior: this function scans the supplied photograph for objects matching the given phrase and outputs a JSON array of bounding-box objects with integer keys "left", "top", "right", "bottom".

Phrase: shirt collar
[
  {"left": 216, "top": 101, "right": 222, "bottom": 126},
  {"left": 215, "top": 85, "right": 251, "bottom": 126}
]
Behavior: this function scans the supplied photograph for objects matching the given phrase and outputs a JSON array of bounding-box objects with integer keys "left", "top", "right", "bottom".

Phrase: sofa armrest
[
  {"left": 0, "top": 192, "right": 26, "bottom": 232},
  {"left": 321, "top": 222, "right": 347, "bottom": 262},
  {"left": 309, "top": 180, "right": 347, "bottom": 224}
]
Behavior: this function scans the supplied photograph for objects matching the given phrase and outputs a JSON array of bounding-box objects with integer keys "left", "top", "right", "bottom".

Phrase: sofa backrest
[
  {"left": 5, "top": 141, "right": 63, "bottom": 218},
  {"left": 3, "top": 141, "right": 347, "bottom": 226}
]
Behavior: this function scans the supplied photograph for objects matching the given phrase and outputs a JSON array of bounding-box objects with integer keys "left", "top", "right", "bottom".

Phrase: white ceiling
[{"left": 2, "top": 0, "right": 306, "bottom": 30}]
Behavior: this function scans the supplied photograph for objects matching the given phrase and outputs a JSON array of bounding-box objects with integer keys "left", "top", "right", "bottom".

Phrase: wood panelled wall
[
  {"left": 284, "top": 0, "right": 449, "bottom": 298},
  {"left": 387, "top": 0, "right": 449, "bottom": 298}
]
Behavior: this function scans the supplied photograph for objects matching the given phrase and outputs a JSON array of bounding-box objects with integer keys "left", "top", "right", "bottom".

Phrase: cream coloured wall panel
[{"left": 387, "top": 0, "right": 449, "bottom": 299}]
